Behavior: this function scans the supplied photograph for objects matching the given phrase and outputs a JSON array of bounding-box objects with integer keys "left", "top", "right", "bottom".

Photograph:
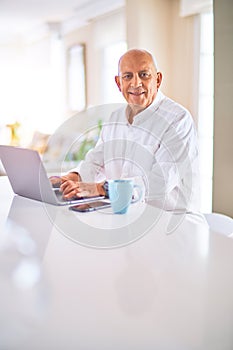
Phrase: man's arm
[{"left": 145, "top": 112, "right": 199, "bottom": 210}]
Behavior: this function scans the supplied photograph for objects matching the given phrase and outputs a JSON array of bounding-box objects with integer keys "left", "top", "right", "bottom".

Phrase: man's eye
[
  {"left": 122, "top": 74, "right": 132, "bottom": 80},
  {"left": 139, "top": 72, "right": 151, "bottom": 79}
]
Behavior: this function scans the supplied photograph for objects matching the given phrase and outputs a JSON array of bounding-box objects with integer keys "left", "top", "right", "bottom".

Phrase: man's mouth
[{"left": 128, "top": 89, "right": 145, "bottom": 96}]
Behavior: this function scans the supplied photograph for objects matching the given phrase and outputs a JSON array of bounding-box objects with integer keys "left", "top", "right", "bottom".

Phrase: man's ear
[
  {"left": 115, "top": 76, "right": 122, "bottom": 91},
  {"left": 156, "top": 72, "right": 162, "bottom": 89}
]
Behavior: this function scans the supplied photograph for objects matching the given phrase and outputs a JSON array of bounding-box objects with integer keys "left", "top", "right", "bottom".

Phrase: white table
[{"left": 1, "top": 176, "right": 233, "bottom": 350}]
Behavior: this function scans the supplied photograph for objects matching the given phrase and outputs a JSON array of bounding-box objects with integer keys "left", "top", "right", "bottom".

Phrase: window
[
  {"left": 67, "top": 44, "right": 86, "bottom": 112},
  {"left": 198, "top": 12, "right": 214, "bottom": 212},
  {"left": 102, "top": 41, "right": 127, "bottom": 104}
]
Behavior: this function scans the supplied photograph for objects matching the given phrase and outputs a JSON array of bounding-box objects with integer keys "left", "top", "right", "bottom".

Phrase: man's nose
[{"left": 130, "top": 74, "right": 142, "bottom": 87}]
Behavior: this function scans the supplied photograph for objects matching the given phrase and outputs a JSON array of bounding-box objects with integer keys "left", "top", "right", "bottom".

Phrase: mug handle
[{"left": 131, "top": 184, "right": 142, "bottom": 204}]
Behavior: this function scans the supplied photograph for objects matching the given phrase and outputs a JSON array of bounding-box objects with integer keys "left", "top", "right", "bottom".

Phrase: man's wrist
[
  {"left": 69, "top": 172, "right": 81, "bottom": 182},
  {"left": 97, "top": 181, "right": 109, "bottom": 198}
]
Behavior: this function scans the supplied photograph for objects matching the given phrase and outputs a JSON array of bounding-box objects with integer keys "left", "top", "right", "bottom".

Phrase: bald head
[{"left": 118, "top": 49, "right": 158, "bottom": 75}]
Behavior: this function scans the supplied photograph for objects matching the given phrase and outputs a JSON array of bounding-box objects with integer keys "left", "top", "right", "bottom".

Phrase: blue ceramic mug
[{"left": 108, "top": 179, "right": 142, "bottom": 214}]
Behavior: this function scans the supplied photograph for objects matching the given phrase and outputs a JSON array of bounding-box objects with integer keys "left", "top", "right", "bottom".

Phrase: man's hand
[
  {"left": 50, "top": 173, "right": 105, "bottom": 199},
  {"left": 60, "top": 180, "right": 100, "bottom": 199},
  {"left": 49, "top": 172, "right": 81, "bottom": 188}
]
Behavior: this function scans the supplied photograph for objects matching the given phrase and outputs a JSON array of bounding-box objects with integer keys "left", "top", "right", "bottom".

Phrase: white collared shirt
[{"left": 76, "top": 91, "right": 200, "bottom": 212}]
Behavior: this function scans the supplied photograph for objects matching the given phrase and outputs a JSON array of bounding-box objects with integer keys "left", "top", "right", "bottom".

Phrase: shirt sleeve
[
  {"left": 144, "top": 111, "right": 199, "bottom": 210},
  {"left": 73, "top": 131, "right": 106, "bottom": 182}
]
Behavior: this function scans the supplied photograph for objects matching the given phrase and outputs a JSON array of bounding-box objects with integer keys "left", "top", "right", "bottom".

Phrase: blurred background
[{"left": 0, "top": 0, "right": 232, "bottom": 217}]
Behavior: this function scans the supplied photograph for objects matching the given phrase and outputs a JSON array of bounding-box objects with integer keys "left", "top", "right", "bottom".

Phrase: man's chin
[{"left": 128, "top": 101, "right": 146, "bottom": 110}]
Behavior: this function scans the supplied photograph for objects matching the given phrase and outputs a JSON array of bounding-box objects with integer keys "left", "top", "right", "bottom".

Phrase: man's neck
[
  {"left": 127, "top": 104, "right": 145, "bottom": 124},
  {"left": 126, "top": 90, "right": 162, "bottom": 124}
]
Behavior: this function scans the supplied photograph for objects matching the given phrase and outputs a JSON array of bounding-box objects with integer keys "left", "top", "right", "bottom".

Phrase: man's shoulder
[
  {"left": 160, "top": 94, "right": 190, "bottom": 116},
  {"left": 157, "top": 94, "right": 195, "bottom": 128}
]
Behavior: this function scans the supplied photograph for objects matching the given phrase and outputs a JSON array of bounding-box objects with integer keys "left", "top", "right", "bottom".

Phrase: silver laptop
[{"left": 0, "top": 145, "right": 104, "bottom": 205}]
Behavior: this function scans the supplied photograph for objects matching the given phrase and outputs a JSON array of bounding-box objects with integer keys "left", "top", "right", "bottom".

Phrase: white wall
[{"left": 170, "top": 0, "right": 199, "bottom": 123}]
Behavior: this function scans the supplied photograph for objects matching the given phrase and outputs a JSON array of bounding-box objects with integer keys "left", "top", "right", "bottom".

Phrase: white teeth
[{"left": 128, "top": 90, "right": 144, "bottom": 95}]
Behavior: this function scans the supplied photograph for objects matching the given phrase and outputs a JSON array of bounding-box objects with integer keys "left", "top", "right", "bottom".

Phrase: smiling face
[{"left": 115, "top": 50, "right": 162, "bottom": 116}]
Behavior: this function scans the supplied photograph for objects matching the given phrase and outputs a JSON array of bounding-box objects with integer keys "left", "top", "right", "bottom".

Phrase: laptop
[{"left": 0, "top": 145, "right": 104, "bottom": 205}]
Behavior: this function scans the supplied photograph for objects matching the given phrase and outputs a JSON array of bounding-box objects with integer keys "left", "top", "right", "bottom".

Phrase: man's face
[{"left": 115, "top": 51, "right": 162, "bottom": 112}]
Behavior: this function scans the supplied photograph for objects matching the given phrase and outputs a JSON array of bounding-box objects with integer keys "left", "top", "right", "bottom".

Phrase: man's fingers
[
  {"left": 49, "top": 176, "right": 62, "bottom": 188},
  {"left": 61, "top": 182, "right": 78, "bottom": 195},
  {"left": 60, "top": 181, "right": 98, "bottom": 198}
]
